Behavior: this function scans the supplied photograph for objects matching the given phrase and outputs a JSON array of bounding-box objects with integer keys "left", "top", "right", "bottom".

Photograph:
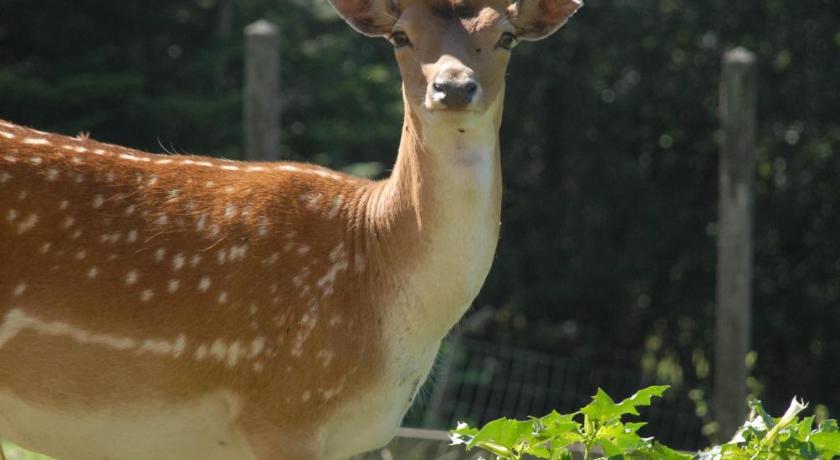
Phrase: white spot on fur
[
  {"left": 140, "top": 289, "right": 154, "bottom": 302},
  {"left": 136, "top": 334, "right": 187, "bottom": 358},
  {"left": 23, "top": 138, "right": 50, "bottom": 146},
  {"left": 249, "top": 337, "right": 265, "bottom": 358},
  {"left": 0, "top": 309, "right": 137, "bottom": 352},
  {"left": 13, "top": 283, "right": 27, "bottom": 297},
  {"left": 195, "top": 213, "right": 208, "bottom": 232},
  {"left": 198, "top": 276, "right": 212, "bottom": 292},
  {"left": 354, "top": 252, "right": 366, "bottom": 272},
  {"left": 195, "top": 344, "right": 208, "bottom": 361},
  {"left": 167, "top": 279, "right": 180, "bottom": 293},
  {"left": 155, "top": 248, "right": 167, "bottom": 262},
  {"left": 172, "top": 253, "right": 185, "bottom": 271},
  {"left": 87, "top": 267, "right": 99, "bottom": 279},
  {"left": 17, "top": 213, "right": 39, "bottom": 234},
  {"left": 315, "top": 349, "right": 334, "bottom": 368},
  {"left": 229, "top": 245, "right": 247, "bottom": 261},
  {"left": 125, "top": 270, "right": 139, "bottom": 286},
  {"left": 262, "top": 252, "right": 280, "bottom": 266},
  {"left": 328, "top": 195, "right": 344, "bottom": 219},
  {"left": 100, "top": 232, "right": 122, "bottom": 244}
]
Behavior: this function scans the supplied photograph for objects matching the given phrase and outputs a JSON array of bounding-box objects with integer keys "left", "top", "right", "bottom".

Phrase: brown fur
[{"left": 0, "top": 121, "right": 391, "bottom": 433}]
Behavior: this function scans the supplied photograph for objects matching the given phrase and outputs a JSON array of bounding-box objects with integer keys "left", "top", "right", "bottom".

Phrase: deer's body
[{"left": 0, "top": 0, "right": 580, "bottom": 458}]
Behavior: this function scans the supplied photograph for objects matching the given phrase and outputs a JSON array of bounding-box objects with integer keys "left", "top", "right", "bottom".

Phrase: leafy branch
[{"left": 450, "top": 386, "right": 840, "bottom": 460}]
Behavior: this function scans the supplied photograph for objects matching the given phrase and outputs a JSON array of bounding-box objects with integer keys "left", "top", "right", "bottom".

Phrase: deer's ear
[
  {"left": 507, "top": 0, "right": 582, "bottom": 41},
  {"left": 329, "top": 0, "right": 399, "bottom": 37}
]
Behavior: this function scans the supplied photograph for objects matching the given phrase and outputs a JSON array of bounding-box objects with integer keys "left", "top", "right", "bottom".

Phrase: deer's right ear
[
  {"left": 329, "top": 0, "right": 399, "bottom": 37},
  {"left": 508, "top": 0, "right": 582, "bottom": 41}
]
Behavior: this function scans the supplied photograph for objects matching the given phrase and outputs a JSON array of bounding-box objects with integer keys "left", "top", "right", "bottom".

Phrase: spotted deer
[{"left": 0, "top": 0, "right": 580, "bottom": 459}]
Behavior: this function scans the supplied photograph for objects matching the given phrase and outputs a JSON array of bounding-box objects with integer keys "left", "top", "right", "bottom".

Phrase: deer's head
[{"left": 329, "top": 0, "right": 581, "bottom": 125}]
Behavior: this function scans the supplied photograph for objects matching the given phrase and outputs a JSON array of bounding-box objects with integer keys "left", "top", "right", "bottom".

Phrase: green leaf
[
  {"left": 466, "top": 418, "right": 535, "bottom": 452},
  {"left": 645, "top": 441, "right": 694, "bottom": 460},
  {"left": 524, "top": 444, "right": 552, "bottom": 459},
  {"left": 580, "top": 386, "right": 670, "bottom": 423},
  {"left": 580, "top": 388, "right": 619, "bottom": 421},
  {"left": 624, "top": 422, "right": 649, "bottom": 433},
  {"left": 796, "top": 416, "right": 814, "bottom": 440},
  {"left": 811, "top": 431, "right": 840, "bottom": 456},
  {"left": 596, "top": 437, "right": 622, "bottom": 457},
  {"left": 596, "top": 423, "right": 649, "bottom": 451}
]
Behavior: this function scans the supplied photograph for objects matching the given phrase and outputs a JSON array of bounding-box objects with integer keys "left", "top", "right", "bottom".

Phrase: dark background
[{"left": 1, "top": 0, "right": 838, "bottom": 449}]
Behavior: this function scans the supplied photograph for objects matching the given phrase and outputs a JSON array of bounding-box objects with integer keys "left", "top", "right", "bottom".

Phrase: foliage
[{"left": 451, "top": 387, "right": 840, "bottom": 460}]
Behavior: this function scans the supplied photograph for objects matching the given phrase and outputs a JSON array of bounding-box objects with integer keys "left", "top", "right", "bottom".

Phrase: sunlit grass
[{"left": 1, "top": 441, "right": 55, "bottom": 460}]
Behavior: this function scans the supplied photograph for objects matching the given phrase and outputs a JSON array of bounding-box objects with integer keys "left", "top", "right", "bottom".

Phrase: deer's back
[{"left": 0, "top": 120, "right": 398, "bottom": 459}]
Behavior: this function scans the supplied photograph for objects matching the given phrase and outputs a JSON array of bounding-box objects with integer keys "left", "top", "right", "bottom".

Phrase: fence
[{"left": 407, "top": 338, "right": 705, "bottom": 449}]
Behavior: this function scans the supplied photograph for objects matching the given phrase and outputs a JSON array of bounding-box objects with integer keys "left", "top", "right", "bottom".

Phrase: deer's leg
[{"left": 0, "top": 441, "right": 6, "bottom": 460}]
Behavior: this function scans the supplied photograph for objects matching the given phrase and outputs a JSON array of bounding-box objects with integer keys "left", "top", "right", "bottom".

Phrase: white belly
[{"left": 0, "top": 391, "right": 253, "bottom": 460}]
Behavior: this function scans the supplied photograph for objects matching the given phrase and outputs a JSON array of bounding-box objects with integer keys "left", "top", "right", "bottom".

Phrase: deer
[{"left": 0, "top": 0, "right": 581, "bottom": 459}]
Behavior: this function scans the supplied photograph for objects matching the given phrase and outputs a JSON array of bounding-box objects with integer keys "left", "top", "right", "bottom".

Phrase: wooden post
[
  {"left": 244, "top": 19, "right": 281, "bottom": 161},
  {"left": 715, "top": 47, "right": 757, "bottom": 440}
]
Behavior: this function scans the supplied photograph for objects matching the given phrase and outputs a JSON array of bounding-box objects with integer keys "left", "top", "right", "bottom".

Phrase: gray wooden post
[
  {"left": 715, "top": 47, "right": 757, "bottom": 440},
  {"left": 244, "top": 19, "right": 281, "bottom": 161}
]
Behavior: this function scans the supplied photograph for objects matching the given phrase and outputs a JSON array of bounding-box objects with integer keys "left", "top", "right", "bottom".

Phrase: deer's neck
[{"left": 365, "top": 97, "right": 503, "bottom": 342}]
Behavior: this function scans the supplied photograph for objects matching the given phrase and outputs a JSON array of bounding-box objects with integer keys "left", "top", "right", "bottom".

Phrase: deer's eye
[
  {"left": 497, "top": 32, "right": 517, "bottom": 50},
  {"left": 389, "top": 31, "right": 412, "bottom": 49}
]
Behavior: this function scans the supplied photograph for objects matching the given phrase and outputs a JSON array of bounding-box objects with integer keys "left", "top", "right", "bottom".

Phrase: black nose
[{"left": 432, "top": 79, "right": 479, "bottom": 109}]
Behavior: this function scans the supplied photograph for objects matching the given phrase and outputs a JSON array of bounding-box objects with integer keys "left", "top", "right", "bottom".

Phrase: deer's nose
[{"left": 431, "top": 68, "right": 479, "bottom": 109}]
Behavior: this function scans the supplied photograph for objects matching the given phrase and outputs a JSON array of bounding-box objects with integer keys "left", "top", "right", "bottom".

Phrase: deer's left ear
[
  {"left": 507, "top": 0, "right": 582, "bottom": 41},
  {"left": 329, "top": 0, "right": 399, "bottom": 37}
]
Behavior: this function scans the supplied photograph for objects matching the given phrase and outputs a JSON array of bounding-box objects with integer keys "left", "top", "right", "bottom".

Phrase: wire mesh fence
[{"left": 404, "top": 338, "right": 707, "bottom": 451}]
